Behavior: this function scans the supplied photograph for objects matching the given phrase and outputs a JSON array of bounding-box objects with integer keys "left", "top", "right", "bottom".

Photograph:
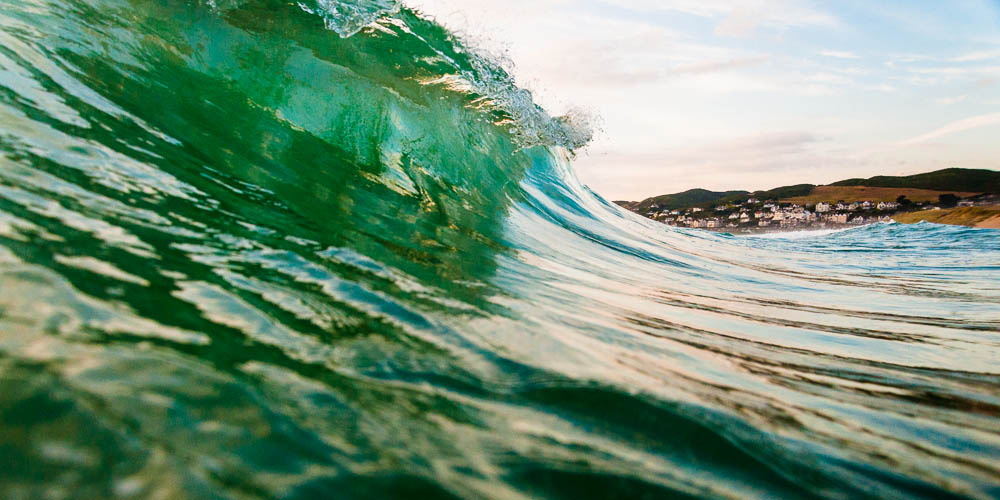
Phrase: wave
[{"left": 1, "top": 0, "right": 999, "bottom": 498}]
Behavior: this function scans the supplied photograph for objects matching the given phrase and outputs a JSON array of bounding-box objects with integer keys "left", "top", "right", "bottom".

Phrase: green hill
[
  {"left": 626, "top": 168, "right": 998, "bottom": 212},
  {"left": 633, "top": 188, "right": 748, "bottom": 212},
  {"left": 713, "top": 184, "right": 815, "bottom": 206},
  {"left": 831, "top": 168, "right": 1000, "bottom": 193}
]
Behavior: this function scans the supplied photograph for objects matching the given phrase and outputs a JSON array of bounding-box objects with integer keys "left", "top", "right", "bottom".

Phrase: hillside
[
  {"left": 831, "top": 168, "right": 1000, "bottom": 193},
  {"left": 894, "top": 206, "right": 1000, "bottom": 229},
  {"left": 782, "top": 186, "right": 977, "bottom": 204},
  {"left": 716, "top": 184, "right": 814, "bottom": 206},
  {"left": 631, "top": 188, "right": 748, "bottom": 212},
  {"left": 626, "top": 168, "right": 997, "bottom": 211}
]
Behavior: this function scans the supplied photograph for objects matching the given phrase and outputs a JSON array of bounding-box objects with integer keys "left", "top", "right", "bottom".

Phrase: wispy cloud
[
  {"left": 820, "top": 50, "right": 860, "bottom": 59},
  {"left": 897, "top": 112, "right": 1000, "bottom": 146},
  {"left": 933, "top": 95, "right": 967, "bottom": 106},
  {"left": 953, "top": 49, "right": 1000, "bottom": 62},
  {"left": 622, "top": 0, "right": 840, "bottom": 30},
  {"left": 713, "top": 7, "right": 764, "bottom": 38},
  {"left": 670, "top": 56, "right": 770, "bottom": 75}
]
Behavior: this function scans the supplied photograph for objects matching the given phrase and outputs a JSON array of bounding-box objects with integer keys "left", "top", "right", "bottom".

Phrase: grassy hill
[
  {"left": 831, "top": 168, "right": 1000, "bottom": 193},
  {"left": 714, "top": 184, "right": 814, "bottom": 206},
  {"left": 626, "top": 168, "right": 998, "bottom": 211},
  {"left": 782, "top": 186, "right": 977, "bottom": 204},
  {"left": 894, "top": 206, "right": 1000, "bottom": 228},
  {"left": 632, "top": 188, "right": 748, "bottom": 212}
]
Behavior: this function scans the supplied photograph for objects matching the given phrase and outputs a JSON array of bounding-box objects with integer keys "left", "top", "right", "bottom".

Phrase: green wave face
[{"left": 2, "top": 1, "right": 1000, "bottom": 499}]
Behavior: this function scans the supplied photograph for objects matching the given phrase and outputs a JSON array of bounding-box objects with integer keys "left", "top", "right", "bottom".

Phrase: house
[
  {"left": 758, "top": 220, "right": 770, "bottom": 227},
  {"left": 706, "top": 219, "right": 719, "bottom": 228},
  {"left": 816, "top": 202, "right": 831, "bottom": 213},
  {"left": 690, "top": 207, "right": 704, "bottom": 213},
  {"left": 828, "top": 213, "right": 848, "bottom": 224},
  {"left": 877, "top": 201, "right": 899, "bottom": 210}
]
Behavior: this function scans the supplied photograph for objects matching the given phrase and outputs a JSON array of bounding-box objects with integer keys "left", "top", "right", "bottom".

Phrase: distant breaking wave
[{"left": 0, "top": 1, "right": 998, "bottom": 499}]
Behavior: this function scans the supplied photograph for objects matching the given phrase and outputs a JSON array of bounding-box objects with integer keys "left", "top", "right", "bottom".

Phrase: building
[{"left": 816, "top": 202, "right": 831, "bottom": 213}]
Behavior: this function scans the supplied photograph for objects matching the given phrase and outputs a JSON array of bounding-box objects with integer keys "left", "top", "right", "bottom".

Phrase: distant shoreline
[
  {"left": 615, "top": 167, "right": 1000, "bottom": 233},
  {"left": 893, "top": 206, "right": 1000, "bottom": 229}
]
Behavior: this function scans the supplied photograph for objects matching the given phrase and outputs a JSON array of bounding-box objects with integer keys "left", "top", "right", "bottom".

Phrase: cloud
[
  {"left": 820, "top": 50, "right": 860, "bottom": 59},
  {"left": 409, "top": 0, "right": 1000, "bottom": 200},
  {"left": 933, "top": 95, "right": 967, "bottom": 106},
  {"left": 953, "top": 49, "right": 1000, "bottom": 62},
  {"left": 620, "top": 0, "right": 839, "bottom": 30},
  {"left": 670, "top": 55, "right": 770, "bottom": 75},
  {"left": 714, "top": 7, "right": 763, "bottom": 37},
  {"left": 896, "top": 112, "right": 1000, "bottom": 146}
]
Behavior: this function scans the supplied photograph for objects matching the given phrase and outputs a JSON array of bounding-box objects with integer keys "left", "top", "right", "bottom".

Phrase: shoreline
[{"left": 892, "top": 206, "right": 1000, "bottom": 229}]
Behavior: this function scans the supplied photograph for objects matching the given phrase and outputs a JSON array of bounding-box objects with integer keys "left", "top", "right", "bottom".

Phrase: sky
[{"left": 406, "top": 0, "right": 1000, "bottom": 201}]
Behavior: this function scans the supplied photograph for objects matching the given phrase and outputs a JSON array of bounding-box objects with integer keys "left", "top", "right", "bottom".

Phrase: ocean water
[{"left": 1, "top": 1, "right": 999, "bottom": 499}]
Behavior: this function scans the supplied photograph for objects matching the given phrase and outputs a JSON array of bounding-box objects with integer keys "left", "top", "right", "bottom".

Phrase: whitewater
[{"left": 1, "top": 0, "right": 998, "bottom": 498}]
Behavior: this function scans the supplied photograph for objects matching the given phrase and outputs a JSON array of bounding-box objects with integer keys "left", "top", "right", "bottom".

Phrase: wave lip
[{"left": 298, "top": 0, "right": 401, "bottom": 37}]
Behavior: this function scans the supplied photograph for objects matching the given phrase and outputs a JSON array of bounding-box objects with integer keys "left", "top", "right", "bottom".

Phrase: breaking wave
[{"left": 1, "top": 0, "right": 998, "bottom": 498}]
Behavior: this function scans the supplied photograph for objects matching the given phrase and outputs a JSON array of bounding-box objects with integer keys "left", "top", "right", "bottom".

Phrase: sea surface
[{"left": 1, "top": 1, "right": 999, "bottom": 498}]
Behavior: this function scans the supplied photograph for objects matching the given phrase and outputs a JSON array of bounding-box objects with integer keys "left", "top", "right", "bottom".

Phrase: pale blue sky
[{"left": 410, "top": 0, "right": 1000, "bottom": 200}]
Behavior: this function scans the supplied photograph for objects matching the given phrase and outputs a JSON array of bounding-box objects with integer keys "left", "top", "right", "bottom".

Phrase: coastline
[{"left": 892, "top": 206, "right": 1000, "bottom": 229}]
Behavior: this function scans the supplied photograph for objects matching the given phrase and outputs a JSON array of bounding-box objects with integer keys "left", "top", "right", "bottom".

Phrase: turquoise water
[{"left": 1, "top": 0, "right": 999, "bottom": 498}]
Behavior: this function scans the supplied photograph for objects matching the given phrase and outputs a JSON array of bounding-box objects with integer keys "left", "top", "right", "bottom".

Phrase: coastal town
[{"left": 629, "top": 194, "right": 999, "bottom": 233}]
